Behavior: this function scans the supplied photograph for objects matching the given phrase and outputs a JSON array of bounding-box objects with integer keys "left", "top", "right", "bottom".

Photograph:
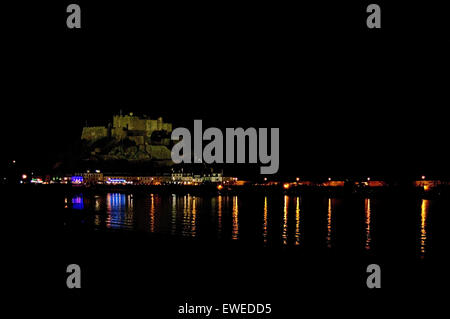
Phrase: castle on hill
[
  {"left": 82, "top": 112, "right": 172, "bottom": 144},
  {"left": 81, "top": 112, "right": 173, "bottom": 162}
]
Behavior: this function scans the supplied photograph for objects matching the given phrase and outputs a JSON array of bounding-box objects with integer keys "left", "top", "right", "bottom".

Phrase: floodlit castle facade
[{"left": 81, "top": 112, "right": 172, "bottom": 146}]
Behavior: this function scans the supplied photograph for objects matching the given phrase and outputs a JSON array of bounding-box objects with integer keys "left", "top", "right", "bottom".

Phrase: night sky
[{"left": 2, "top": 1, "right": 449, "bottom": 178}]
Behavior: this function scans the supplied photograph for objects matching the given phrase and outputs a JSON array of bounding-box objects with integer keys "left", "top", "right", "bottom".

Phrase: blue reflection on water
[
  {"left": 106, "top": 193, "right": 133, "bottom": 230},
  {"left": 72, "top": 195, "right": 84, "bottom": 210}
]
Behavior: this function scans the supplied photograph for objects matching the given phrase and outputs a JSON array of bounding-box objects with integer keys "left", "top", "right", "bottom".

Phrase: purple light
[
  {"left": 71, "top": 176, "right": 83, "bottom": 183},
  {"left": 72, "top": 195, "right": 84, "bottom": 210}
]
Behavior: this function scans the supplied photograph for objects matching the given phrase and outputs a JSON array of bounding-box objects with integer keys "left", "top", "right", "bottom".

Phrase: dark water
[
  {"left": 65, "top": 191, "right": 448, "bottom": 259},
  {"left": 59, "top": 189, "right": 450, "bottom": 317}
]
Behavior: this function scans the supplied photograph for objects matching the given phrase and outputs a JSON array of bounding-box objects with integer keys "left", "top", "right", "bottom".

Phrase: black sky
[{"left": 2, "top": 1, "right": 449, "bottom": 178}]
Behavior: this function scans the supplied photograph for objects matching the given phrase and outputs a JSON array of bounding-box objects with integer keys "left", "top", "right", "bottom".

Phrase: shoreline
[{"left": 9, "top": 183, "right": 449, "bottom": 198}]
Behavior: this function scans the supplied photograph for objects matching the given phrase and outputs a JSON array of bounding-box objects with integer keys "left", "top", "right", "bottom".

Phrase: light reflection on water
[
  {"left": 365, "top": 198, "right": 372, "bottom": 250},
  {"left": 282, "top": 195, "right": 288, "bottom": 245},
  {"left": 179, "top": 194, "right": 198, "bottom": 238},
  {"left": 72, "top": 195, "right": 84, "bottom": 210},
  {"left": 231, "top": 196, "right": 239, "bottom": 240},
  {"left": 171, "top": 195, "right": 177, "bottom": 235},
  {"left": 191, "top": 196, "right": 197, "bottom": 237},
  {"left": 106, "top": 193, "right": 134, "bottom": 230},
  {"left": 217, "top": 196, "right": 223, "bottom": 238},
  {"left": 295, "top": 197, "right": 301, "bottom": 246},
  {"left": 326, "top": 198, "right": 333, "bottom": 248},
  {"left": 420, "top": 199, "right": 430, "bottom": 259},
  {"left": 263, "top": 197, "right": 268, "bottom": 245},
  {"left": 150, "top": 194, "right": 156, "bottom": 233},
  {"left": 66, "top": 192, "right": 439, "bottom": 256}
]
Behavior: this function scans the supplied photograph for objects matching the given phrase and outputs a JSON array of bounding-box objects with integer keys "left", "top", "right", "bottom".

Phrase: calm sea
[{"left": 64, "top": 191, "right": 448, "bottom": 259}]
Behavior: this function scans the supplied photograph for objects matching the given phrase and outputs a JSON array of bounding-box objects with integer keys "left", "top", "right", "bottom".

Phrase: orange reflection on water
[
  {"left": 295, "top": 197, "right": 301, "bottom": 245},
  {"left": 180, "top": 194, "right": 197, "bottom": 238},
  {"left": 127, "top": 194, "right": 134, "bottom": 210},
  {"left": 94, "top": 214, "right": 101, "bottom": 226},
  {"left": 232, "top": 196, "right": 239, "bottom": 240},
  {"left": 365, "top": 198, "right": 372, "bottom": 250},
  {"left": 181, "top": 195, "right": 189, "bottom": 236},
  {"left": 263, "top": 197, "right": 268, "bottom": 245},
  {"left": 150, "top": 194, "right": 155, "bottom": 233},
  {"left": 191, "top": 197, "right": 197, "bottom": 237},
  {"left": 327, "top": 198, "right": 332, "bottom": 248},
  {"left": 420, "top": 199, "right": 429, "bottom": 259},
  {"left": 94, "top": 196, "right": 102, "bottom": 211},
  {"left": 282, "top": 195, "right": 288, "bottom": 245}
]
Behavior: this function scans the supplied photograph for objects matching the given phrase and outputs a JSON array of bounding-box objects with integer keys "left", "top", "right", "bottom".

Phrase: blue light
[
  {"left": 71, "top": 176, "right": 83, "bottom": 183},
  {"left": 72, "top": 195, "right": 84, "bottom": 210},
  {"left": 107, "top": 178, "right": 127, "bottom": 184},
  {"left": 107, "top": 193, "right": 131, "bottom": 229}
]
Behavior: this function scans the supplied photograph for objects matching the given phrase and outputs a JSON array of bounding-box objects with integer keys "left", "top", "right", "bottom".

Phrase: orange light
[
  {"left": 283, "top": 183, "right": 290, "bottom": 189},
  {"left": 296, "top": 177, "right": 300, "bottom": 182},
  {"left": 217, "top": 185, "right": 223, "bottom": 190},
  {"left": 22, "top": 174, "right": 27, "bottom": 179},
  {"left": 422, "top": 175, "right": 426, "bottom": 180}
]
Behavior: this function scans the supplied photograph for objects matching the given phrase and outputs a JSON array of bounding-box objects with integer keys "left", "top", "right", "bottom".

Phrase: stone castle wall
[
  {"left": 111, "top": 114, "right": 172, "bottom": 140},
  {"left": 81, "top": 126, "right": 108, "bottom": 141},
  {"left": 82, "top": 113, "right": 172, "bottom": 142}
]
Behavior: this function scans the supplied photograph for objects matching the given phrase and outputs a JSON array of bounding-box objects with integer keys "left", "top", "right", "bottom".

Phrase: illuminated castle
[
  {"left": 81, "top": 112, "right": 173, "bottom": 161},
  {"left": 82, "top": 112, "right": 172, "bottom": 144}
]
